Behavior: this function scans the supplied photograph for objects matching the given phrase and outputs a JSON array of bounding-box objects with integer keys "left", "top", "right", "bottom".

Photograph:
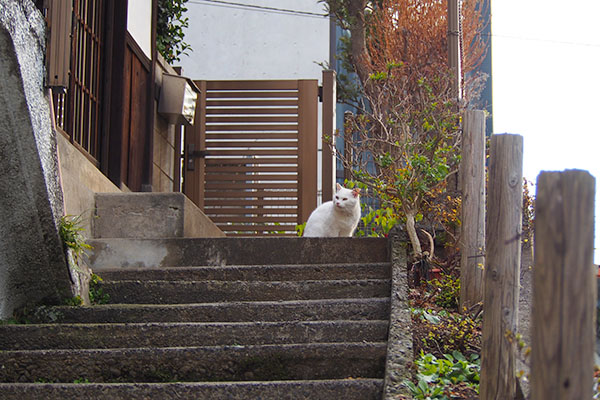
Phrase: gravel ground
[{"left": 517, "top": 243, "right": 534, "bottom": 398}]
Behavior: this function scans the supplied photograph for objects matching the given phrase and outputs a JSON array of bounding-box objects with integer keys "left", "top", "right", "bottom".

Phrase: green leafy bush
[
  {"left": 429, "top": 273, "right": 460, "bottom": 310},
  {"left": 405, "top": 350, "right": 480, "bottom": 399},
  {"left": 412, "top": 307, "right": 480, "bottom": 357},
  {"left": 355, "top": 204, "right": 399, "bottom": 237}
]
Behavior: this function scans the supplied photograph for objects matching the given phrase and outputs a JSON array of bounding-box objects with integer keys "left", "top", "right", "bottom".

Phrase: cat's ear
[
  {"left": 336, "top": 183, "right": 342, "bottom": 191},
  {"left": 352, "top": 188, "right": 361, "bottom": 198}
]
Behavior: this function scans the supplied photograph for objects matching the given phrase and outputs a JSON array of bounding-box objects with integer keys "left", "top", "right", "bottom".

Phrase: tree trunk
[
  {"left": 346, "top": 0, "right": 371, "bottom": 83},
  {"left": 405, "top": 209, "right": 422, "bottom": 257}
]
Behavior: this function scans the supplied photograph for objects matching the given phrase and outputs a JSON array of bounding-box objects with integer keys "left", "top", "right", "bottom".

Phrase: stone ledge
[
  {"left": 383, "top": 238, "right": 413, "bottom": 398},
  {"left": 93, "top": 192, "right": 224, "bottom": 239}
]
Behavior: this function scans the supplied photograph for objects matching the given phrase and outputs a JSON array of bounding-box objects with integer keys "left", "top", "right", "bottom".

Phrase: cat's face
[{"left": 334, "top": 183, "right": 360, "bottom": 210}]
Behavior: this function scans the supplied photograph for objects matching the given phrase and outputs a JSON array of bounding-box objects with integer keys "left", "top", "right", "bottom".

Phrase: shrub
[
  {"left": 429, "top": 273, "right": 460, "bottom": 310},
  {"left": 405, "top": 350, "right": 480, "bottom": 399}
]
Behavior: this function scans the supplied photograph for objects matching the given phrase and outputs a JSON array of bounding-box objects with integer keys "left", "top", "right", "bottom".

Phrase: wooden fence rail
[
  {"left": 531, "top": 170, "right": 596, "bottom": 400},
  {"left": 480, "top": 134, "right": 523, "bottom": 400}
]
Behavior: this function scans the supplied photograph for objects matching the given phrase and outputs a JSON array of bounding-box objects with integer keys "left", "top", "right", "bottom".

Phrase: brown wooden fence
[{"left": 184, "top": 79, "right": 328, "bottom": 236}]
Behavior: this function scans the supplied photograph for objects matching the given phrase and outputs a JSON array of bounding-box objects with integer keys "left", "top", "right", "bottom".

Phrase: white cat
[{"left": 303, "top": 183, "right": 361, "bottom": 237}]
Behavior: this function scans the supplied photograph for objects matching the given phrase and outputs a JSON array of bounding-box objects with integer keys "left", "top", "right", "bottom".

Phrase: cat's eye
[
  {"left": 343, "top": 198, "right": 348, "bottom": 201},
  {"left": 335, "top": 196, "right": 339, "bottom": 199}
]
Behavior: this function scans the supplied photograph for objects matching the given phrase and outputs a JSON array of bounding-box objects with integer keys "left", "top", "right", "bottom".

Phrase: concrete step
[
  {"left": 93, "top": 192, "right": 224, "bottom": 239},
  {"left": 98, "top": 279, "right": 391, "bottom": 304},
  {"left": 26, "top": 298, "right": 391, "bottom": 324},
  {"left": 0, "top": 379, "right": 383, "bottom": 400},
  {"left": 0, "top": 342, "right": 386, "bottom": 383},
  {"left": 0, "top": 320, "right": 389, "bottom": 350},
  {"left": 86, "top": 237, "right": 389, "bottom": 269},
  {"left": 3, "top": 234, "right": 394, "bottom": 397},
  {"left": 95, "top": 263, "right": 391, "bottom": 281}
]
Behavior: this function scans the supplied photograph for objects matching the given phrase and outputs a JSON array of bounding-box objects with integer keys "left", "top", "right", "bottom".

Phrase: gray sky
[{"left": 492, "top": 0, "right": 600, "bottom": 263}]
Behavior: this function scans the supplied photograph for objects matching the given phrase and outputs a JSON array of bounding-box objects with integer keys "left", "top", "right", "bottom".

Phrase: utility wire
[
  {"left": 187, "top": 0, "right": 329, "bottom": 18},
  {"left": 188, "top": 2, "right": 600, "bottom": 48},
  {"left": 486, "top": 32, "right": 600, "bottom": 48}
]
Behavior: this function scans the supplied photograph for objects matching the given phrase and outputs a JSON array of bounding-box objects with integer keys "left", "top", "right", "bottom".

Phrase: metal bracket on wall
[{"left": 184, "top": 144, "right": 208, "bottom": 171}]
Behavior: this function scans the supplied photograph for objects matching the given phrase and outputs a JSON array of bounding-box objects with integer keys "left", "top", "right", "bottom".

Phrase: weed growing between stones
[
  {"left": 59, "top": 215, "right": 91, "bottom": 262},
  {"left": 34, "top": 378, "right": 55, "bottom": 384},
  {"left": 64, "top": 295, "right": 84, "bottom": 306},
  {"left": 89, "top": 274, "right": 110, "bottom": 305}
]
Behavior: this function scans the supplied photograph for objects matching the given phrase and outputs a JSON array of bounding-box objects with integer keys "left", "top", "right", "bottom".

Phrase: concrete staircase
[{"left": 0, "top": 194, "right": 393, "bottom": 399}]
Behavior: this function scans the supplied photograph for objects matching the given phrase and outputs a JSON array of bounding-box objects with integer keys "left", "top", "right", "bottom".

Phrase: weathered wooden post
[
  {"left": 531, "top": 170, "right": 596, "bottom": 400},
  {"left": 298, "top": 80, "right": 318, "bottom": 223},
  {"left": 480, "top": 134, "right": 523, "bottom": 400},
  {"left": 459, "top": 110, "right": 486, "bottom": 312},
  {"left": 321, "top": 70, "right": 336, "bottom": 203}
]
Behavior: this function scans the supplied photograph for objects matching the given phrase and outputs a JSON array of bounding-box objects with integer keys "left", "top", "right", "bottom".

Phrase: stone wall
[{"left": 0, "top": 0, "right": 72, "bottom": 318}]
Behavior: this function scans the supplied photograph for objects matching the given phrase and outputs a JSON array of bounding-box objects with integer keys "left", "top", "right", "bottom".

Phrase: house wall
[
  {"left": 56, "top": 133, "right": 120, "bottom": 235},
  {"left": 127, "top": 0, "right": 152, "bottom": 59},
  {"left": 179, "top": 0, "right": 330, "bottom": 81}
]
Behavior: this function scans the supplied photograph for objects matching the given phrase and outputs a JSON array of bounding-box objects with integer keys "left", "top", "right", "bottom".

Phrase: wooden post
[
  {"left": 321, "top": 70, "right": 336, "bottom": 202},
  {"left": 297, "top": 79, "right": 318, "bottom": 223},
  {"left": 459, "top": 110, "right": 486, "bottom": 312},
  {"left": 447, "top": 0, "right": 461, "bottom": 99},
  {"left": 480, "top": 134, "right": 523, "bottom": 400},
  {"left": 531, "top": 170, "right": 596, "bottom": 400}
]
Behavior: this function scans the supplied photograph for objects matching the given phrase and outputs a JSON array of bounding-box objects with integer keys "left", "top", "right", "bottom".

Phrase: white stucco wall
[
  {"left": 179, "top": 0, "right": 330, "bottom": 80},
  {"left": 127, "top": 0, "right": 152, "bottom": 59}
]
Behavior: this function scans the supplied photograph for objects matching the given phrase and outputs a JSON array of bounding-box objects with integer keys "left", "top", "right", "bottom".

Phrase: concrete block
[
  {"left": 0, "top": 343, "right": 387, "bottom": 383},
  {"left": 0, "top": 320, "right": 389, "bottom": 350},
  {"left": 29, "top": 298, "right": 391, "bottom": 324},
  {"left": 0, "top": 379, "right": 384, "bottom": 400},
  {"left": 86, "top": 237, "right": 388, "bottom": 269},
  {"left": 97, "top": 279, "right": 391, "bottom": 304},
  {"left": 93, "top": 193, "right": 224, "bottom": 239}
]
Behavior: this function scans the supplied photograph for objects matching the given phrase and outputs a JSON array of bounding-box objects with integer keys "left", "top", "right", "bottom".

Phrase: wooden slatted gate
[{"left": 184, "top": 80, "right": 319, "bottom": 236}]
